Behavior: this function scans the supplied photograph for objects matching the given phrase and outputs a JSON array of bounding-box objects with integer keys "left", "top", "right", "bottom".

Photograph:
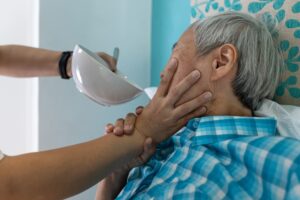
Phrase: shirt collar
[{"left": 180, "top": 116, "right": 277, "bottom": 140}]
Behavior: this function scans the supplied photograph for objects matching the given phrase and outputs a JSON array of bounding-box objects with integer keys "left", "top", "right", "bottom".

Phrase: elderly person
[{"left": 97, "top": 12, "right": 300, "bottom": 200}]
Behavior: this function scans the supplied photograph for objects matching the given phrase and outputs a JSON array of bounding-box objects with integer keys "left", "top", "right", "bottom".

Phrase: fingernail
[
  {"left": 125, "top": 125, "right": 132, "bottom": 131},
  {"left": 192, "top": 70, "right": 200, "bottom": 79},
  {"left": 169, "top": 58, "right": 177, "bottom": 68},
  {"left": 200, "top": 107, "right": 207, "bottom": 113},
  {"left": 204, "top": 92, "right": 212, "bottom": 100},
  {"left": 114, "top": 127, "right": 122, "bottom": 134}
]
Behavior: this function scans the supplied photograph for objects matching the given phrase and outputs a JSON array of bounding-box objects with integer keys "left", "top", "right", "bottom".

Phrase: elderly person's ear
[{"left": 211, "top": 44, "right": 237, "bottom": 81}]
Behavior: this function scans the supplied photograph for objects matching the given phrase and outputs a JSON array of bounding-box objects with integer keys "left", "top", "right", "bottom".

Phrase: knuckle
[{"left": 170, "top": 88, "right": 179, "bottom": 97}]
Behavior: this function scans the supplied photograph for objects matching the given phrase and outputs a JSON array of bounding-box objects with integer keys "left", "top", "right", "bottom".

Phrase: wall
[
  {"left": 151, "top": 0, "right": 191, "bottom": 85},
  {"left": 38, "top": 1, "right": 151, "bottom": 199},
  {"left": 0, "top": 0, "right": 39, "bottom": 155}
]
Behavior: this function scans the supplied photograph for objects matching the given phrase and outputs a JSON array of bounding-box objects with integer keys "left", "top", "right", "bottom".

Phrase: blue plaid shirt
[{"left": 116, "top": 116, "right": 300, "bottom": 200}]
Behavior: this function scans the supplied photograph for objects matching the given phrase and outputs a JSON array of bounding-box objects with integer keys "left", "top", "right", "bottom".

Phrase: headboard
[{"left": 191, "top": 0, "right": 300, "bottom": 106}]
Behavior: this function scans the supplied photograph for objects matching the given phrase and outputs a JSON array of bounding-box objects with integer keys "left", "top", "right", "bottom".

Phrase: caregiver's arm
[
  {"left": 0, "top": 45, "right": 116, "bottom": 77},
  {"left": 0, "top": 58, "right": 207, "bottom": 200},
  {"left": 0, "top": 133, "right": 145, "bottom": 200}
]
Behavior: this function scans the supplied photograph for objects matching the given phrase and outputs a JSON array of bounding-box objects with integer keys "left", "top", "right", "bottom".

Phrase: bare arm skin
[
  {"left": 0, "top": 131, "right": 145, "bottom": 200},
  {"left": 0, "top": 45, "right": 116, "bottom": 77}
]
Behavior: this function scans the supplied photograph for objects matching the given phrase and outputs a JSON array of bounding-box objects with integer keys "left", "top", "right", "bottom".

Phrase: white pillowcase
[
  {"left": 144, "top": 87, "right": 300, "bottom": 139},
  {"left": 255, "top": 99, "right": 300, "bottom": 139}
]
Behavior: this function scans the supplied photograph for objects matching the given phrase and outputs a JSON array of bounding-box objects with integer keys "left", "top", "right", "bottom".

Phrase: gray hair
[{"left": 192, "top": 12, "right": 284, "bottom": 110}]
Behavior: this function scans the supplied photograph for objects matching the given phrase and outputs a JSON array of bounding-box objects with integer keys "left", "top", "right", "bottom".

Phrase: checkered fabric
[{"left": 116, "top": 116, "right": 300, "bottom": 200}]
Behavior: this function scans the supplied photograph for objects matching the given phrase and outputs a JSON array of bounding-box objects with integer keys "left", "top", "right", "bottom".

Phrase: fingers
[
  {"left": 113, "top": 118, "right": 124, "bottom": 136},
  {"left": 126, "top": 137, "right": 156, "bottom": 169},
  {"left": 155, "top": 58, "right": 178, "bottom": 97},
  {"left": 167, "top": 70, "right": 201, "bottom": 106},
  {"left": 105, "top": 123, "right": 114, "bottom": 134},
  {"left": 107, "top": 111, "right": 139, "bottom": 136},
  {"left": 98, "top": 52, "right": 117, "bottom": 72},
  {"left": 124, "top": 113, "right": 136, "bottom": 135},
  {"left": 178, "top": 106, "right": 209, "bottom": 126},
  {"left": 135, "top": 106, "right": 144, "bottom": 115},
  {"left": 173, "top": 91, "right": 212, "bottom": 119}
]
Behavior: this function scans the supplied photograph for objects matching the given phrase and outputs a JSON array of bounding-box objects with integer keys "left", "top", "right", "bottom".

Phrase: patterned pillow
[{"left": 191, "top": 0, "right": 300, "bottom": 106}]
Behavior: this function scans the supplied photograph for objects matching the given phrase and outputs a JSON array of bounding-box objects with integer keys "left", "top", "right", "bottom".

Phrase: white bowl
[{"left": 72, "top": 45, "right": 143, "bottom": 106}]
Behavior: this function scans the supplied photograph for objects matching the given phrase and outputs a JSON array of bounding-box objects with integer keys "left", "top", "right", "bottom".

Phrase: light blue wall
[
  {"left": 39, "top": 1, "right": 151, "bottom": 199},
  {"left": 151, "top": 0, "right": 191, "bottom": 86}
]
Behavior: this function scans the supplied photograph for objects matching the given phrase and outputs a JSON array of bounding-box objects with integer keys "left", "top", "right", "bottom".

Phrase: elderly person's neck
[{"left": 206, "top": 86, "right": 252, "bottom": 117}]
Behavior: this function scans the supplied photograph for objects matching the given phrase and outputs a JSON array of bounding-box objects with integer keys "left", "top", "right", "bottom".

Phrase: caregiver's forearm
[
  {"left": 0, "top": 45, "right": 64, "bottom": 77},
  {"left": 0, "top": 131, "right": 145, "bottom": 200}
]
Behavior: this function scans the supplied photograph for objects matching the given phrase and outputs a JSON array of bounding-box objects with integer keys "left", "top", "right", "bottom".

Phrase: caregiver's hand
[
  {"left": 106, "top": 107, "right": 155, "bottom": 168},
  {"left": 135, "top": 58, "right": 212, "bottom": 143},
  {"left": 96, "top": 52, "right": 117, "bottom": 72},
  {"left": 105, "top": 106, "right": 143, "bottom": 136},
  {"left": 96, "top": 110, "right": 155, "bottom": 200}
]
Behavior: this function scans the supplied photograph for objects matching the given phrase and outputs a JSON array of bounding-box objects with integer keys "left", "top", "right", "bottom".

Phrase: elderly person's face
[{"left": 169, "top": 28, "right": 214, "bottom": 106}]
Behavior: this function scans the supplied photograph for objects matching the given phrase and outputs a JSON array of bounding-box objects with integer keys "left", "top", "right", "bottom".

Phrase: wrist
[
  {"left": 131, "top": 128, "right": 146, "bottom": 157},
  {"left": 58, "top": 51, "right": 72, "bottom": 79},
  {"left": 134, "top": 116, "right": 156, "bottom": 143}
]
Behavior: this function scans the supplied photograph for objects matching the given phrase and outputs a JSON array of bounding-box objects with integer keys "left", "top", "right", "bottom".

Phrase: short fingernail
[
  {"left": 114, "top": 127, "right": 122, "bottom": 134},
  {"left": 204, "top": 92, "right": 212, "bottom": 100},
  {"left": 192, "top": 70, "right": 200, "bottom": 79},
  {"left": 170, "top": 58, "right": 177, "bottom": 67},
  {"left": 125, "top": 125, "right": 132, "bottom": 131},
  {"left": 200, "top": 107, "right": 207, "bottom": 113}
]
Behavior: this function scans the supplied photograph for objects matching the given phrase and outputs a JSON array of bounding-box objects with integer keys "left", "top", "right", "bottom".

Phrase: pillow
[
  {"left": 254, "top": 99, "right": 300, "bottom": 139},
  {"left": 191, "top": 0, "right": 300, "bottom": 106},
  {"left": 145, "top": 87, "right": 300, "bottom": 139}
]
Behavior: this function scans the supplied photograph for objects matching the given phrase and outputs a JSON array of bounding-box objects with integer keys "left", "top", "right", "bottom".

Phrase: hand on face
[{"left": 135, "top": 57, "right": 212, "bottom": 144}]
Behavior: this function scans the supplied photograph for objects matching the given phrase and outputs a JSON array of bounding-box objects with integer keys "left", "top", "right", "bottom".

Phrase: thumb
[{"left": 140, "top": 137, "right": 156, "bottom": 163}]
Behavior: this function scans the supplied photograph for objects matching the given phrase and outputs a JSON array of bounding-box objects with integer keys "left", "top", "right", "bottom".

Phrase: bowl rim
[{"left": 73, "top": 44, "right": 143, "bottom": 91}]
